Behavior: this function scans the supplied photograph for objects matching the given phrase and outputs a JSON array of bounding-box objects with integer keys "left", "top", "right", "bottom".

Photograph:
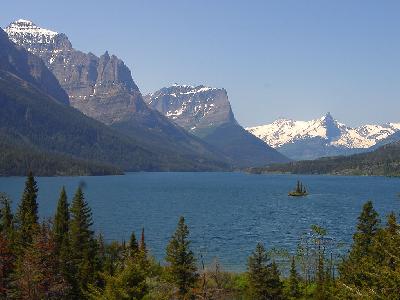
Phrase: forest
[
  {"left": 0, "top": 172, "right": 399, "bottom": 299},
  {"left": 248, "top": 141, "right": 400, "bottom": 177}
]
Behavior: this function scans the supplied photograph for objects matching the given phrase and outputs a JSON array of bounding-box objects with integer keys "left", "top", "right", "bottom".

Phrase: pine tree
[
  {"left": 165, "top": 216, "right": 197, "bottom": 298},
  {"left": 129, "top": 231, "right": 139, "bottom": 256},
  {"left": 248, "top": 243, "right": 284, "bottom": 300},
  {"left": 351, "top": 200, "right": 380, "bottom": 260},
  {"left": 339, "top": 201, "right": 381, "bottom": 291},
  {"left": 88, "top": 254, "right": 148, "bottom": 300},
  {"left": 69, "top": 187, "right": 96, "bottom": 296},
  {"left": 286, "top": 256, "right": 301, "bottom": 299},
  {"left": 268, "top": 261, "right": 284, "bottom": 300},
  {"left": 139, "top": 227, "right": 146, "bottom": 254},
  {"left": 16, "top": 172, "right": 39, "bottom": 247},
  {"left": 0, "top": 193, "right": 13, "bottom": 235},
  {"left": 53, "top": 187, "right": 69, "bottom": 254}
]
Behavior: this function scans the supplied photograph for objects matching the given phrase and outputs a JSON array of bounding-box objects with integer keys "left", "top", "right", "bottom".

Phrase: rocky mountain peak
[
  {"left": 247, "top": 114, "right": 400, "bottom": 151},
  {"left": 145, "top": 84, "right": 236, "bottom": 134},
  {"left": 5, "top": 19, "right": 58, "bottom": 44},
  {"left": 4, "top": 19, "right": 146, "bottom": 124}
]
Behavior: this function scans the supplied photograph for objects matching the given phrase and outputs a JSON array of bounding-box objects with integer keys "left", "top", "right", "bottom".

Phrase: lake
[{"left": 0, "top": 172, "right": 399, "bottom": 271}]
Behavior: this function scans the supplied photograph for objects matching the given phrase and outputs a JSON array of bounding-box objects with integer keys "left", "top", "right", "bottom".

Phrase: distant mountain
[
  {"left": 4, "top": 19, "right": 229, "bottom": 169},
  {"left": 145, "top": 84, "right": 289, "bottom": 167},
  {"left": 248, "top": 141, "right": 400, "bottom": 177},
  {"left": 0, "top": 28, "right": 229, "bottom": 175},
  {"left": 246, "top": 113, "right": 400, "bottom": 160}
]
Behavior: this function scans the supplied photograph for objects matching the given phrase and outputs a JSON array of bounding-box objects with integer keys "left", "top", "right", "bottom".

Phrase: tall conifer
[
  {"left": 16, "top": 172, "right": 39, "bottom": 246},
  {"left": 69, "top": 187, "right": 95, "bottom": 296},
  {"left": 165, "top": 216, "right": 197, "bottom": 298},
  {"left": 53, "top": 187, "right": 69, "bottom": 253}
]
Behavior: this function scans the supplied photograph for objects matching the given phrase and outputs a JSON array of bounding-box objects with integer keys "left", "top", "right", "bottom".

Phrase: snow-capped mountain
[
  {"left": 246, "top": 113, "right": 400, "bottom": 160},
  {"left": 5, "top": 19, "right": 58, "bottom": 45},
  {"left": 145, "top": 84, "right": 289, "bottom": 167},
  {"left": 4, "top": 19, "right": 238, "bottom": 169},
  {"left": 145, "top": 84, "right": 236, "bottom": 134}
]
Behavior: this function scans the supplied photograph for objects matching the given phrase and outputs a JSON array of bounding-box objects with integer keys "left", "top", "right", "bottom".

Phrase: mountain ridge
[
  {"left": 246, "top": 113, "right": 400, "bottom": 160},
  {"left": 4, "top": 19, "right": 232, "bottom": 169}
]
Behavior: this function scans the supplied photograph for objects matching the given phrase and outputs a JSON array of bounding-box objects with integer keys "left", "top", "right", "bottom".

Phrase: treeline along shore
[{"left": 0, "top": 172, "right": 399, "bottom": 299}]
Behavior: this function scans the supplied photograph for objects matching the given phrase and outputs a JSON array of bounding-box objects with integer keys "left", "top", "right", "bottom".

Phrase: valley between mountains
[{"left": 1, "top": 19, "right": 400, "bottom": 176}]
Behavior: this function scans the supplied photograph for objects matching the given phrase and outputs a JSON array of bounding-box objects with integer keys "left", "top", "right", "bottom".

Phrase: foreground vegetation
[
  {"left": 0, "top": 173, "right": 399, "bottom": 299},
  {"left": 249, "top": 141, "right": 400, "bottom": 176}
]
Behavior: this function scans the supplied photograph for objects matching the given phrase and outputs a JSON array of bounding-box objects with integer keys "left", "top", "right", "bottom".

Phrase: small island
[{"left": 289, "top": 180, "right": 308, "bottom": 197}]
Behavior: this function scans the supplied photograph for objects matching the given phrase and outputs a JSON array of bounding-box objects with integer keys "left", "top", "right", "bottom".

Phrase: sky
[{"left": 2, "top": 0, "right": 400, "bottom": 127}]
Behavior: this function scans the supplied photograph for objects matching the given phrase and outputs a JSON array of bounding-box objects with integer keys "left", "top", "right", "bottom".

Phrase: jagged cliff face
[
  {"left": 145, "top": 84, "right": 237, "bottom": 136},
  {"left": 145, "top": 84, "right": 290, "bottom": 166},
  {"left": 5, "top": 19, "right": 145, "bottom": 125},
  {"left": 0, "top": 26, "right": 69, "bottom": 105}
]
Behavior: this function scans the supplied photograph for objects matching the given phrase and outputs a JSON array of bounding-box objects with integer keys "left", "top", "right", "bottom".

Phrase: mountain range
[
  {"left": 0, "top": 18, "right": 290, "bottom": 174},
  {"left": 4, "top": 19, "right": 234, "bottom": 170},
  {"left": 246, "top": 113, "right": 400, "bottom": 160},
  {"left": 145, "top": 84, "right": 289, "bottom": 167},
  {"left": 2, "top": 18, "right": 399, "bottom": 175}
]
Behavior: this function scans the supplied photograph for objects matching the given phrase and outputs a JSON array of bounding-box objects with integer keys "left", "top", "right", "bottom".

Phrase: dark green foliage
[
  {"left": 53, "top": 187, "right": 69, "bottom": 253},
  {"left": 140, "top": 227, "right": 146, "bottom": 254},
  {"left": 286, "top": 256, "right": 301, "bottom": 299},
  {"left": 337, "top": 202, "right": 400, "bottom": 299},
  {"left": 0, "top": 70, "right": 229, "bottom": 177},
  {"left": 129, "top": 231, "right": 139, "bottom": 256},
  {"left": 0, "top": 131, "right": 122, "bottom": 176},
  {"left": 351, "top": 201, "right": 380, "bottom": 260},
  {"left": 16, "top": 172, "right": 39, "bottom": 247},
  {"left": 249, "top": 141, "right": 400, "bottom": 176},
  {"left": 247, "top": 243, "right": 284, "bottom": 299},
  {"left": 165, "top": 216, "right": 198, "bottom": 298},
  {"left": 69, "top": 187, "right": 96, "bottom": 296}
]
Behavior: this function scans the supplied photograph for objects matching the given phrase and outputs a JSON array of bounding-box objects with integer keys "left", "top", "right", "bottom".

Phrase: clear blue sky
[{"left": 2, "top": 0, "right": 400, "bottom": 127}]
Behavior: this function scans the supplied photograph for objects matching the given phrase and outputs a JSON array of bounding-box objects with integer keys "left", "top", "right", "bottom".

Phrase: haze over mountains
[
  {"left": 247, "top": 113, "right": 400, "bottom": 160},
  {"left": 0, "top": 18, "right": 291, "bottom": 174},
  {"left": 145, "top": 84, "right": 289, "bottom": 166},
  {"left": 2, "top": 18, "right": 400, "bottom": 176}
]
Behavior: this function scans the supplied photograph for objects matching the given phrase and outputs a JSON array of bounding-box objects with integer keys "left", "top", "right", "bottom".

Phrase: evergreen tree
[
  {"left": 268, "top": 261, "right": 284, "bottom": 299},
  {"left": 351, "top": 200, "right": 380, "bottom": 260},
  {"left": 69, "top": 187, "right": 96, "bottom": 297},
  {"left": 247, "top": 243, "right": 284, "bottom": 299},
  {"left": 129, "top": 231, "right": 139, "bottom": 256},
  {"left": 0, "top": 193, "right": 13, "bottom": 235},
  {"left": 53, "top": 187, "right": 69, "bottom": 253},
  {"left": 165, "top": 216, "right": 197, "bottom": 298},
  {"left": 88, "top": 254, "right": 148, "bottom": 300},
  {"left": 139, "top": 227, "right": 146, "bottom": 254},
  {"left": 16, "top": 172, "right": 39, "bottom": 246},
  {"left": 286, "top": 256, "right": 301, "bottom": 299},
  {"left": 339, "top": 201, "right": 381, "bottom": 293}
]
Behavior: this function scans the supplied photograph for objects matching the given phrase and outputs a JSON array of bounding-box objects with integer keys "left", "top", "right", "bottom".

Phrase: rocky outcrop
[{"left": 145, "top": 84, "right": 290, "bottom": 167}]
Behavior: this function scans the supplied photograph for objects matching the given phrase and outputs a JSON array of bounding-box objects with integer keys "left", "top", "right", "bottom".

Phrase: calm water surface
[{"left": 0, "top": 172, "right": 399, "bottom": 271}]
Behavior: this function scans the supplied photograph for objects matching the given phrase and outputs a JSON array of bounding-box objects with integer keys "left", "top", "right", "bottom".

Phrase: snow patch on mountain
[
  {"left": 246, "top": 113, "right": 400, "bottom": 149},
  {"left": 5, "top": 19, "right": 58, "bottom": 45}
]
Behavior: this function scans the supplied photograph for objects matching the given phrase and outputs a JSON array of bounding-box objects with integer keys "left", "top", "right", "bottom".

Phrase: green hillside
[{"left": 248, "top": 141, "right": 400, "bottom": 176}]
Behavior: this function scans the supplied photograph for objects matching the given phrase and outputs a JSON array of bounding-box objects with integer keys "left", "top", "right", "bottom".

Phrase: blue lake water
[{"left": 0, "top": 172, "right": 399, "bottom": 271}]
